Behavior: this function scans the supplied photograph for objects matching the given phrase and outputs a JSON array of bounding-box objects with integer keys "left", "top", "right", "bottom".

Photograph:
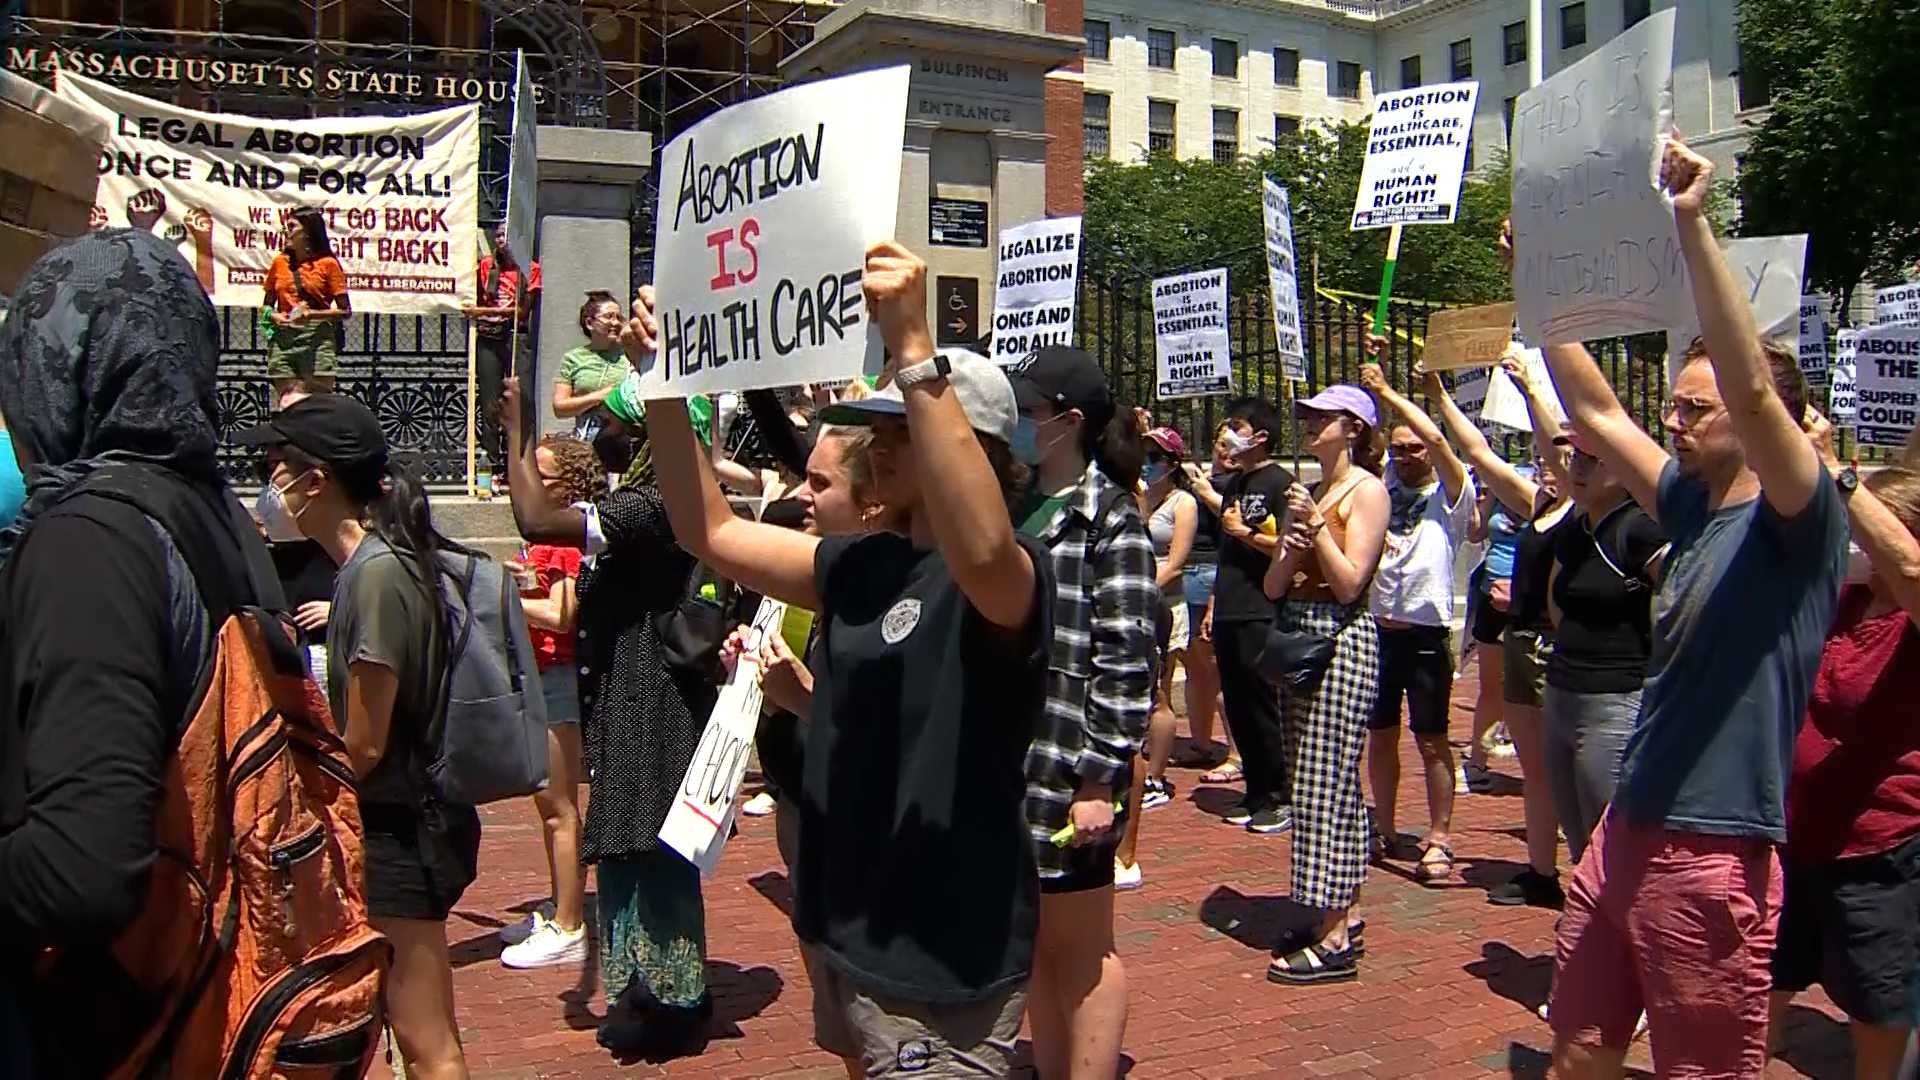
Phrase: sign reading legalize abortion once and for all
[
  {"left": 1851, "top": 325, "right": 1920, "bottom": 448},
  {"left": 1510, "top": 9, "right": 1687, "bottom": 345},
  {"left": 1800, "top": 294, "right": 1831, "bottom": 380},
  {"left": 53, "top": 70, "right": 479, "bottom": 313},
  {"left": 1350, "top": 80, "right": 1479, "bottom": 230},
  {"left": 992, "top": 216, "right": 1081, "bottom": 365},
  {"left": 1831, "top": 329, "right": 1860, "bottom": 425},
  {"left": 1262, "top": 179, "right": 1306, "bottom": 382},
  {"left": 639, "top": 65, "right": 909, "bottom": 398},
  {"left": 1152, "top": 269, "right": 1232, "bottom": 400},
  {"left": 1666, "top": 234, "right": 1806, "bottom": 382},
  {"left": 1878, "top": 283, "right": 1920, "bottom": 327}
]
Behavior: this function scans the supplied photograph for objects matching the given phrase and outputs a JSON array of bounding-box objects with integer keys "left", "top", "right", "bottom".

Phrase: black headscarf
[{"left": 0, "top": 229, "right": 222, "bottom": 565}]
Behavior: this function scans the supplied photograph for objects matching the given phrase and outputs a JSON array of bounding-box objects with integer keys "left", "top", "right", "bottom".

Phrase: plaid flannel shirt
[{"left": 1023, "top": 464, "right": 1159, "bottom": 876}]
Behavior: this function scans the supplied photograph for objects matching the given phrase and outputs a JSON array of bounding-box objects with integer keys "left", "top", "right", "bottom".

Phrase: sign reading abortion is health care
[
  {"left": 1153, "top": 269, "right": 1232, "bottom": 400},
  {"left": 1350, "top": 80, "right": 1479, "bottom": 230},
  {"left": 639, "top": 65, "right": 910, "bottom": 398}
]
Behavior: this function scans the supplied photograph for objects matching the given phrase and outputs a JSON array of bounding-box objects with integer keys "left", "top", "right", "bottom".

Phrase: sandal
[
  {"left": 1266, "top": 941, "right": 1359, "bottom": 985},
  {"left": 1272, "top": 921, "right": 1366, "bottom": 960},
  {"left": 1416, "top": 841, "right": 1456, "bottom": 883},
  {"left": 1199, "top": 760, "right": 1245, "bottom": 785}
]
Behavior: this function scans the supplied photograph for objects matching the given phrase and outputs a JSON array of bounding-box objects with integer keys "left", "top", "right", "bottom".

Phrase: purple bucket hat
[{"left": 1294, "top": 384, "right": 1380, "bottom": 428}]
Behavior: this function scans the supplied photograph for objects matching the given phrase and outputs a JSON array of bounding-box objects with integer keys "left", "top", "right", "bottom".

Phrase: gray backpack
[{"left": 424, "top": 550, "right": 549, "bottom": 804}]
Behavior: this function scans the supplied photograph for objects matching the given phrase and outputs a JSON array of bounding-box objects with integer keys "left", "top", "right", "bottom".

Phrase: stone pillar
[
  {"left": 779, "top": 0, "right": 1082, "bottom": 348},
  {"left": 532, "top": 125, "right": 652, "bottom": 438}
]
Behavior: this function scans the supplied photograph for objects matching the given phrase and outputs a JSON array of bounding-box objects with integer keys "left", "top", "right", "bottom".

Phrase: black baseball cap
[
  {"left": 233, "top": 394, "right": 388, "bottom": 470},
  {"left": 1005, "top": 346, "right": 1115, "bottom": 428}
]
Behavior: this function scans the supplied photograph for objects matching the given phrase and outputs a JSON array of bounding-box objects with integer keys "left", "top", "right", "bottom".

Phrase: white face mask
[
  {"left": 1221, "top": 428, "right": 1259, "bottom": 457},
  {"left": 1844, "top": 540, "right": 1874, "bottom": 586},
  {"left": 255, "top": 473, "right": 309, "bottom": 542}
]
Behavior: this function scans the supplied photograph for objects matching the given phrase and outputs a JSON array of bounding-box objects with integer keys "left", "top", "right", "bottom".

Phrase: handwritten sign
[
  {"left": 659, "top": 597, "right": 789, "bottom": 876},
  {"left": 1153, "top": 268, "right": 1231, "bottom": 400},
  {"left": 1831, "top": 329, "right": 1859, "bottom": 425},
  {"left": 1511, "top": 9, "right": 1686, "bottom": 345},
  {"left": 503, "top": 52, "right": 537, "bottom": 277},
  {"left": 1665, "top": 233, "right": 1806, "bottom": 381},
  {"left": 639, "top": 65, "right": 909, "bottom": 399},
  {"left": 991, "top": 215, "right": 1081, "bottom": 364},
  {"left": 1478, "top": 346, "right": 1567, "bottom": 433},
  {"left": 1262, "top": 179, "right": 1306, "bottom": 382},
  {"left": 1351, "top": 81, "right": 1479, "bottom": 230},
  {"left": 1800, "top": 294, "right": 1830, "bottom": 379},
  {"left": 1877, "top": 283, "right": 1920, "bottom": 327},
  {"left": 1851, "top": 325, "right": 1920, "bottom": 449},
  {"left": 1423, "top": 302, "right": 1518, "bottom": 371}
]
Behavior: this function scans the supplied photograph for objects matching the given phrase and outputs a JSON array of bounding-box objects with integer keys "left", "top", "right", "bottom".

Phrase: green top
[
  {"left": 559, "top": 344, "right": 630, "bottom": 395},
  {"left": 1017, "top": 493, "right": 1071, "bottom": 538}
]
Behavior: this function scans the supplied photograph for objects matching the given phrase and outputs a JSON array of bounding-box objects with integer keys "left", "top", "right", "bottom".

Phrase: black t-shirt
[
  {"left": 1509, "top": 507, "right": 1571, "bottom": 634},
  {"left": 797, "top": 530, "right": 1052, "bottom": 1004},
  {"left": 1547, "top": 505, "right": 1668, "bottom": 693},
  {"left": 1211, "top": 462, "right": 1296, "bottom": 623},
  {"left": 1185, "top": 470, "right": 1229, "bottom": 565},
  {"left": 270, "top": 538, "right": 337, "bottom": 645}
]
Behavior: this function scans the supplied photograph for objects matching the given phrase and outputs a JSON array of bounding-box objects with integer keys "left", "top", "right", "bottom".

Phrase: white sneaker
[
  {"left": 741, "top": 790, "right": 778, "bottom": 817},
  {"left": 499, "top": 902, "right": 555, "bottom": 946},
  {"left": 500, "top": 920, "right": 587, "bottom": 969},
  {"left": 1454, "top": 764, "right": 1471, "bottom": 794},
  {"left": 1114, "top": 859, "right": 1143, "bottom": 891}
]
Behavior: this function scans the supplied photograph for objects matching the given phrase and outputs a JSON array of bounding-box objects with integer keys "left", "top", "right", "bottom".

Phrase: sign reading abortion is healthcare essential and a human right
[
  {"left": 1350, "top": 80, "right": 1479, "bottom": 230},
  {"left": 1152, "top": 268, "right": 1232, "bottom": 400}
]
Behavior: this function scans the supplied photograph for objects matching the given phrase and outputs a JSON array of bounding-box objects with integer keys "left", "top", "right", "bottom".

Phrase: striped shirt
[{"left": 1020, "top": 464, "right": 1159, "bottom": 877}]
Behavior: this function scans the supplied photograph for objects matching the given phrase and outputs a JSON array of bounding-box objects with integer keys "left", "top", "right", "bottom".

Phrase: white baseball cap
[{"left": 820, "top": 349, "right": 1018, "bottom": 445}]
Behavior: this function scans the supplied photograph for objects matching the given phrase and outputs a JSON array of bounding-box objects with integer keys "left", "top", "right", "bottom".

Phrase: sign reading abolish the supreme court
[
  {"left": 1878, "top": 283, "right": 1920, "bottom": 327},
  {"left": 1262, "top": 179, "right": 1306, "bottom": 382},
  {"left": 54, "top": 70, "right": 479, "bottom": 313},
  {"left": 1153, "top": 269, "right": 1232, "bottom": 400},
  {"left": 1510, "top": 9, "right": 1688, "bottom": 345},
  {"left": 1800, "top": 294, "right": 1831, "bottom": 380},
  {"left": 992, "top": 216, "right": 1082, "bottom": 365},
  {"left": 640, "top": 65, "right": 909, "bottom": 398},
  {"left": 1852, "top": 325, "right": 1920, "bottom": 448},
  {"left": 1350, "top": 80, "right": 1479, "bottom": 230}
]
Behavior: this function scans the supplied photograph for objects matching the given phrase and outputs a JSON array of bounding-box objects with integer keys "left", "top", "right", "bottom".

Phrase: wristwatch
[
  {"left": 895, "top": 352, "right": 951, "bottom": 390},
  {"left": 1836, "top": 465, "right": 1859, "bottom": 501}
]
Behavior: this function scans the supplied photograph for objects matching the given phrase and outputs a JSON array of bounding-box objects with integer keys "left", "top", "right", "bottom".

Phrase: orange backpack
[{"left": 32, "top": 470, "right": 389, "bottom": 1079}]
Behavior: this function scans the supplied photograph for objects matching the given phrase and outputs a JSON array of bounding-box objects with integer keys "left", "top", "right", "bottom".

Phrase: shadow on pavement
[
  {"left": 1009, "top": 1041, "right": 1134, "bottom": 1077},
  {"left": 1463, "top": 940, "right": 1553, "bottom": 1016},
  {"left": 1188, "top": 786, "right": 1243, "bottom": 817},
  {"left": 1500, "top": 1042, "right": 1652, "bottom": 1078},
  {"left": 1773, "top": 1004, "right": 1852, "bottom": 1079},
  {"left": 1196, "top": 885, "right": 1316, "bottom": 954},
  {"left": 749, "top": 870, "right": 794, "bottom": 917}
]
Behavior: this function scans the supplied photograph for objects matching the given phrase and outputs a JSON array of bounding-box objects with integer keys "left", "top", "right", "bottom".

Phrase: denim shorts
[
  {"left": 1183, "top": 562, "right": 1217, "bottom": 619},
  {"left": 540, "top": 664, "right": 580, "bottom": 725}
]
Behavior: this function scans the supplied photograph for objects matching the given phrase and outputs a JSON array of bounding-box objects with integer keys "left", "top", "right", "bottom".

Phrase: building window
[
  {"left": 1561, "top": 3, "right": 1587, "bottom": 49},
  {"left": 1083, "top": 92, "right": 1110, "bottom": 160},
  {"left": 1274, "top": 47, "right": 1300, "bottom": 87},
  {"left": 1148, "top": 99, "right": 1176, "bottom": 154},
  {"left": 1450, "top": 38, "right": 1472, "bottom": 80},
  {"left": 1212, "top": 108, "right": 1238, "bottom": 162},
  {"left": 1148, "top": 28, "right": 1176, "bottom": 69},
  {"left": 1503, "top": 20, "right": 1527, "bottom": 65},
  {"left": 1212, "top": 38, "right": 1238, "bottom": 78},
  {"left": 1623, "top": 0, "right": 1651, "bottom": 27},
  {"left": 1084, "top": 19, "right": 1110, "bottom": 62},
  {"left": 1400, "top": 54, "right": 1422, "bottom": 89},
  {"left": 1335, "top": 61, "right": 1362, "bottom": 99},
  {"left": 1274, "top": 114, "right": 1301, "bottom": 142},
  {"left": 1736, "top": 46, "right": 1771, "bottom": 110},
  {"left": 1503, "top": 95, "right": 1517, "bottom": 141}
]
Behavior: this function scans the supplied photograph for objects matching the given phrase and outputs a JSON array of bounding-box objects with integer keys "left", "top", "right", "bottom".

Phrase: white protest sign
[
  {"left": 1262, "top": 179, "right": 1307, "bottom": 382},
  {"left": 1511, "top": 9, "right": 1687, "bottom": 345},
  {"left": 503, "top": 52, "right": 537, "bottom": 272},
  {"left": 54, "top": 71, "right": 479, "bottom": 313},
  {"left": 1478, "top": 346, "right": 1567, "bottom": 433},
  {"left": 1799, "top": 294, "right": 1831, "bottom": 380},
  {"left": 1830, "top": 329, "right": 1859, "bottom": 425},
  {"left": 1851, "top": 325, "right": 1920, "bottom": 449},
  {"left": 992, "top": 216, "right": 1082, "bottom": 364},
  {"left": 1665, "top": 234, "right": 1806, "bottom": 381},
  {"left": 1450, "top": 365, "right": 1498, "bottom": 439},
  {"left": 1877, "top": 283, "right": 1920, "bottom": 327},
  {"left": 1351, "top": 80, "right": 1480, "bottom": 230},
  {"left": 659, "top": 597, "right": 790, "bottom": 876},
  {"left": 1152, "top": 269, "right": 1232, "bottom": 400},
  {"left": 641, "top": 65, "right": 909, "bottom": 399}
]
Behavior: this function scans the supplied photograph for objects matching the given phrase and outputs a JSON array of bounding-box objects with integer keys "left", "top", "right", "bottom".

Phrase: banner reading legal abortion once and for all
[
  {"left": 53, "top": 70, "right": 479, "bottom": 314},
  {"left": 638, "top": 65, "right": 910, "bottom": 398},
  {"left": 992, "top": 216, "right": 1082, "bottom": 365},
  {"left": 1262, "top": 179, "right": 1307, "bottom": 382},
  {"left": 1350, "top": 80, "right": 1479, "bottom": 230},
  {"left": 1851, "top": 325, "right": 1920, "bottom": 448},
  {"left": 1831, "top": 329, "right": 1859, "bottom": 426},
  {"left": 1153, "top": 269, "right": 1231, "bottom": 401}
]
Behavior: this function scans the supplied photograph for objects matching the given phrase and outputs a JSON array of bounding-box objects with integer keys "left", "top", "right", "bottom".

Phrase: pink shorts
[{"left": 1549, "top": 810, "right": 1783, "bottom": 1078}]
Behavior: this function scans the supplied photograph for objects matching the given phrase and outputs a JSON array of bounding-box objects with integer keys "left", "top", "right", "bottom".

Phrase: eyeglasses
[{"left": 1667, "top": 395, "right": 1721, "bottom": 429}]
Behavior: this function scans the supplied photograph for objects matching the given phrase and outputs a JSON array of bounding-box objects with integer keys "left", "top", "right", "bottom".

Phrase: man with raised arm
[{"left": 1541, "top": 137, "right": 1848, "bottom": 1079}]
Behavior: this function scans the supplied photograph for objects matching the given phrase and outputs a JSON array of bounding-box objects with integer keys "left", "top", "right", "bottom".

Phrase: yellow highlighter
[{"left": 1049, "top": 802, "right": 1130, "bottom": 848}]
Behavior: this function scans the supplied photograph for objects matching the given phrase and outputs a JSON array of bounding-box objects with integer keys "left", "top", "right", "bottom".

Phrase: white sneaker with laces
[
  {"left": 500, "top": 920, "right": 587, "bottom": 970},
  {"left": 742, "top": 790, "right": 778, "bottom": 817},
  {"left": 1113, "top": 860, "right": 1143, "bottom": 891},
  {"left": 499, "top": 903, "right": 554, "bottom": 946}
]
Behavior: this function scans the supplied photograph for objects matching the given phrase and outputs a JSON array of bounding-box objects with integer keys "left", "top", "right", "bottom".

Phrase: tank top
[
  {"left": 1187, "top": 471, "right": 1230, "bottom": 564},
  {"left": 1481, "top": 501, "right": 1523, "bottom": 580},
  {"left": 1290, "top": 473, "right": 1366, "bottom": 603},
  {"left": 1509, "top": 501, "right": 1573, "bottom": 634},
  {"left": 1146, "top": 489, "right": 1192, "bottom": 597}
]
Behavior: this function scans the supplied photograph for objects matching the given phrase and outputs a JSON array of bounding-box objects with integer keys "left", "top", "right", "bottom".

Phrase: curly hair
[{"left": 537, "top": 434, "right": 605, "bottom": 504}]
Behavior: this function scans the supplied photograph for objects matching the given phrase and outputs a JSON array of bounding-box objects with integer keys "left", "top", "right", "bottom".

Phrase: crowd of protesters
[{"left": 1, "top": 132, "right": 1917, "bottom": 1080}]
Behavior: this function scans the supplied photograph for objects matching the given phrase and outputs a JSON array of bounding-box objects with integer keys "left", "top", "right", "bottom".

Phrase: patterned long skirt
[
  {"left": 598, "top": 849, "right": 708, "bottom": 1013},
  {"left": 1280, "top": 599, "right": 1380, "bottom": 911}
]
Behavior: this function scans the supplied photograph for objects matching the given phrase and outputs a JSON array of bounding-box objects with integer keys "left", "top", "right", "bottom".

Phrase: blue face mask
[
  {"left": 1143, "top": 460, "right": 1168, "bottom": 485},
  {"left": 1011, "top": 418, "right": 1043, "bottom": 465},
  {"left": 0, "top": 432, "right": 25, "bottom": 531}
]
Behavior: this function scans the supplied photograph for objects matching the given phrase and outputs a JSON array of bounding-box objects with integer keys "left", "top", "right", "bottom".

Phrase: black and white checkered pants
[{"left": 1280, "top": 599, "right": 1380, "bottom": 910}]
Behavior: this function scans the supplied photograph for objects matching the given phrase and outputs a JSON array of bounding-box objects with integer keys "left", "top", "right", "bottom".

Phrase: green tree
[{"left": 1737, "top": 0, "right": 1920, "bottom": 309}]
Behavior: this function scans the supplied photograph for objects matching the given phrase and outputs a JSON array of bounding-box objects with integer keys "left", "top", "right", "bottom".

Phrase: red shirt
[
  {"left": 475, "top": 256, "right": 541, "bottom": 338},
  {"left": 525, "top": 543, "right": 580, "bottom": 670},
  {"left": 1786, "top": 585, "right": 1920, "bottom": 864}
]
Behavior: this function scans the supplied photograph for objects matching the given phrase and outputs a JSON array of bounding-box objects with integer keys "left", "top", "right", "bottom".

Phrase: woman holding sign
[
  {"left": 636, "top": 244, "right": 1052, "bottom": 1079},
  {"left": 261, "top": 207, "right": 352, "bottom": 406}
]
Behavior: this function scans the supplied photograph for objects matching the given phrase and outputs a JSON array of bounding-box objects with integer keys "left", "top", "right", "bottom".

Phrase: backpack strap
[{"left": 1588, "top": 503, "right": 1647, "bottom": 592}]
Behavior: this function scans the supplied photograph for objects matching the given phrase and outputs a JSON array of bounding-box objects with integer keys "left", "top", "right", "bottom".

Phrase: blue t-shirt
[
  {"left": 0, "top": 432, "right": 24, "bottom": 528},
  {"left": 1611, "top": 461, "right": 1847, "bottom": 842},
  {"left": 1480, "top": 501, "right": 1523, "bottom": 580}
]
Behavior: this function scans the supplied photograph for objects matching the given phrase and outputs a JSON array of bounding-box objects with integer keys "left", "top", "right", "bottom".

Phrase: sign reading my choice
[{"left": 638, "top": 65, "right": 910, "bottom": 399}]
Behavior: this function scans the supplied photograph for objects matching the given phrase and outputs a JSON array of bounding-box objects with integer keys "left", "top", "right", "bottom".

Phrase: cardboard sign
[
  {"left": 1262, "top": 179, "right": 1307, "bottom": 382},
  {"left": 658, "top": 597, "right": 789, "bottom": 876},
  {"left": 1153, "top": 268, "right": 1232, "bottom": 400},
  {"left": 1877, "top": 283, "right": 1920, "bottom": 327},
  {"left": 1478, "top": 346, "right": 1567, "bottom": 433},
  {"left": 503, "top": 52, "right": 537, "bottom": 275},
  {"left": 1800, "top": 294, "right": 1830, "bottom": 379},
  {"left": 1351, "top": 81, "right": 1480, "bottom": 230},
  {"left": 1831, "top": 329, "right": 1859, "bottom": 425},
  {"left": 1666, "top": 234, "right": 1806, "bottom": 381},
  {"left": 991, "top": 215, "right": 1081, "bottom": 364},
  {"left": 54, "top": 70, "right": 479, "bottom": 313},
  {"left": 1423, "top": 302, "right": 1518, "bottom": 371},
  {"left": 1510, "top": 10, "right": 1687, "bottom": 345},
  {"left": 1851, "top": 325, "right": 1920, "bottom": 448},
  {"left": 640, "top": 65, "right": 909, "bottom": 399}
]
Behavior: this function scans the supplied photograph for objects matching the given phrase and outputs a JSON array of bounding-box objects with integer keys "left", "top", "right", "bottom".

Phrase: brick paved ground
[{"left": 379, "top": 667, "right": 1855, "bottom": 1079}]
